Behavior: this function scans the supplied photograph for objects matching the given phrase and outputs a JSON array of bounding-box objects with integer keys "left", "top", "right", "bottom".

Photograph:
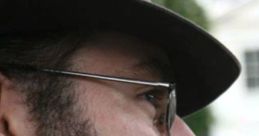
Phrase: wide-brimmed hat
[{"left": 0, "top": 0, "right": 240, "bottom": 117}]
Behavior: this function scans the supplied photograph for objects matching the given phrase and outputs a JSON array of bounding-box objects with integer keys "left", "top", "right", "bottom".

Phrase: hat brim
[{"left": 1, "top": 0, "right": 240, "bottom": 116}]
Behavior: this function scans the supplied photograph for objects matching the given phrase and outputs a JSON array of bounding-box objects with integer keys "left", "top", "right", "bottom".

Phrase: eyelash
[{"left": 140, "top": 89, "right": 160, "bottom": 108}]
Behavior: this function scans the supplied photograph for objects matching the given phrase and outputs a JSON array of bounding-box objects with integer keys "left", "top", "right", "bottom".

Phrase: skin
[{"left": 0, "top": 32, "right": 195, "bottom": 136}]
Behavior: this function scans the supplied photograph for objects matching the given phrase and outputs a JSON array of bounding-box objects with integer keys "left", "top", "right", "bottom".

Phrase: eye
[
  {"left": 138, "top": 87, "right": 171, "bottom": 132},
  {"left": 140, "top": 88, "right": 167, "bottom": 108},
  {"left": 143, "top": 91, "right": 158, "bottom": 107}
]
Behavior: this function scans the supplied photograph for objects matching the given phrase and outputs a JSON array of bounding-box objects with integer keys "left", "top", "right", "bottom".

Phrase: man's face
[
  {"left": 0, "top": 32, "right": 194, "bottom": 136},
  {"left": 71, "top": 33, "right": 166, "bottom": 136},
  {"left": 67, "top": 32, "right": 194, "bottom": 136}
]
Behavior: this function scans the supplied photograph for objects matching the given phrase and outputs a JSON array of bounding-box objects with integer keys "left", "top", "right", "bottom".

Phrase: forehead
[{"left": 70, "top": 32, "right": 171, "bottom": 80}]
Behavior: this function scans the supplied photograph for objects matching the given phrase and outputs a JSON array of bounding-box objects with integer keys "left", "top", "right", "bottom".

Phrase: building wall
[{"left": 197, "top": 0, "right": 259, "bottom": 135}]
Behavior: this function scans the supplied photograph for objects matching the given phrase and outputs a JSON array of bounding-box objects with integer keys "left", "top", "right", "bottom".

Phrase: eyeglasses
[{"left": 2, "top": 64, "right": 176, "bottom": 136}]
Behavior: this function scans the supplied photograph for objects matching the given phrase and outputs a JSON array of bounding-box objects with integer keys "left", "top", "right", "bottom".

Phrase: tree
[{"left": 152, "top": 0, "right": 209, "bottom": 29}]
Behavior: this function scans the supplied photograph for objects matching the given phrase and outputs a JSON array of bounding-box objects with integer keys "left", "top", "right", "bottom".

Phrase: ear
[
  {"left": 0, "top": 73, "right": 35, "bottom": 136},
  {"left": 0, "top": 73, "right": 18, "bottom": 136}
]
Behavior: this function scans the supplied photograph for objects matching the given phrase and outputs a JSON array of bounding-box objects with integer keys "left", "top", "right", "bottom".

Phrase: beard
[
  {"left": 32, "top": 100, "right": 97, "bottom": 136},
  {"left": 24, "top": 77, "right": 98, "bottom": 136},
  {"left": 37, "top": 118, "right": 97, "bottom": 136},
  {"left": 32, "top": 90, "right": 98, "bottom": 136},
  {"left": 34, "top": 103, "right": 97, "bottom": 136}
]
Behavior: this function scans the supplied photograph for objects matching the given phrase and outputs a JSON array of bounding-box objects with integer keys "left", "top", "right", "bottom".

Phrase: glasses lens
[
  {"left": 153, "top": 86, "right": 176, "bottom": 135},
  {"left": 167, "top": 88, "right": 176, "bottom": 135}
]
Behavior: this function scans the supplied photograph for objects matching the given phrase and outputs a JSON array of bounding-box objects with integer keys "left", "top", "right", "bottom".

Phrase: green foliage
[
  {"left": 184, "top": 108, "right": 214, "bottom": 136},
  {"left": 152, "top": 0, "right": 209, "bottom": 30},
  {"left": 152, "top": 0, "right": 213, "bottom": 135}
]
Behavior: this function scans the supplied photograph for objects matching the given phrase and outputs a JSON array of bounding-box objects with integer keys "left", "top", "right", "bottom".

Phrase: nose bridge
[{"left": 170, "top": 116, "right": 195, "bottom": 136}]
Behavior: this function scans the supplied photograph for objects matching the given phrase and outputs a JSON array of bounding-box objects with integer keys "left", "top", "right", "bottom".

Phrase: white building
[{"left": 196, "top": 0, "right": 259, "bottom": 135}]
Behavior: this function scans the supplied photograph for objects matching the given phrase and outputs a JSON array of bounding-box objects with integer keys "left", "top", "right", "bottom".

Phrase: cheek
[
  {"left": 77, "top": 83, "right": 159, "bottom": 136},
  {"left": 94, "top": 111, "right": 157, "bottom": 136}
]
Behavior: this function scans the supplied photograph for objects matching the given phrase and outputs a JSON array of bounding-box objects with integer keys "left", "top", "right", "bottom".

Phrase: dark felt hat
[{"left": 0, "top": 0, "right": 240, "bottom": 117}]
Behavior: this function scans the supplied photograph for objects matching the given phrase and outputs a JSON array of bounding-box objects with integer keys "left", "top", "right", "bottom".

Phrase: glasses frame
[
  {"left": 3, "top": 64, "right": 176, "bottom": 136},
  {"left": 44, "top": 68, "right": 176, "bottom": 135}
]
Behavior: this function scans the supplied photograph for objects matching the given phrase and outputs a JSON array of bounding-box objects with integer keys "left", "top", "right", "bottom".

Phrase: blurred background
[{"left": 152, "top": 0, "right": 259, "bottom": 135}]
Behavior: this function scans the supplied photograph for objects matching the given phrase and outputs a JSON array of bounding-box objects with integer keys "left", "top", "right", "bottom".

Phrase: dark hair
[{"left": 0, "top": 30, "right": 95, "bottom": 136}]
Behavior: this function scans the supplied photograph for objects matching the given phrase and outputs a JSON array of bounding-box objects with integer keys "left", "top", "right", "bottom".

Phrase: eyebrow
[{"left": 133, "top": 57, "right": 173, "bottom": 82}]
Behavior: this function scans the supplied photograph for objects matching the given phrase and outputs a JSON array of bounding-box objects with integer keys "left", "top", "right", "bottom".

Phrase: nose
[{"left": 170, "top": 115, "right": 195, "bottom": 136}]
